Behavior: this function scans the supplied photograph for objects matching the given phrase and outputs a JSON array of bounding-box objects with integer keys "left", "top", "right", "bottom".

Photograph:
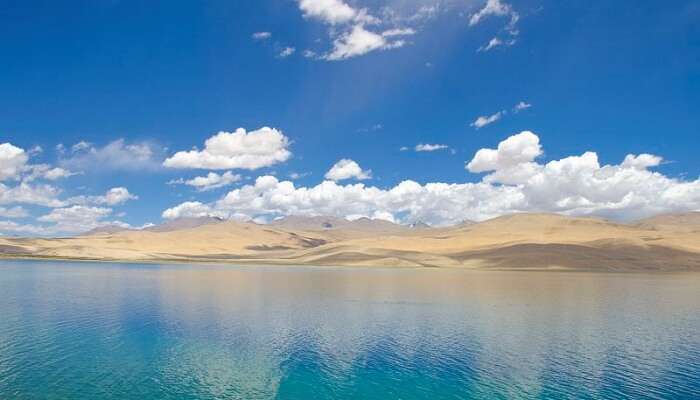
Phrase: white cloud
[
  {"left": 2, "top": 142, "right": 76, "bottom": 183},
  {"left": 382, "top": 28, "right": 416, "bottom": 37},
  {"left": 471, "top": 111, "right": 504, "bottom": 129},
  {"left": 471, "top": 102, "right": 530, "bottom": 127},
  {"left": 477, "top": 36, "right": 516, "bottom": 52},
  {"left": 0, "top": 206, "right": 29, "bottom": 219},
  {"left": 71, "top": 141, "right": 92, "bottom": 152},
  {"left": 279, "top": 46, "right": 296, "bottom": 58},
  {"left": 252, "top": 31, "right": 272, "bottom": 40},
  {"left": 466, "top": 131, "right": 543, "bottom": 185},
  {"left": 325, "top": 159, "right": 372, "bottom": 181},
  {"left": 28, "top": 145, "right": 43, "bottom": 155},
  {"left": 467, "top": 131, "right": 542, "bottom": 172},
  {"left": 621, "top": 154, "right": 663, "bottom": 170},
  {"left": 0, "top": 182, "right": 65, "bottom": 208},
  {"left": 0, "top": 143, "right": 29, "bottom": 181},
  {"left": 37, "top": 205, "right": 114, "bottom": 234},
  {"left": 303, "top": 49, "right": 318, "bottom": 59},
  {"left": 288, "top": 171, "right": 312, "bottom": 180},
  {"left": 325, "top": 25, "right": 408, "bottom": 61},
  {"left": 163, "top": 175, "right": 521, "bottom": 226},
  {"left": 297, "top": 0, "right": 415, "bottom": 61},
  {"left": 415, "top": 143, "right": 449, "bottom": 152},
  {"left": 478, "top": 37, "right": 502, "bottom": 51},
  {"left": 60, "top": 139, "right": 162, "bottom": 172},
  {"left": 163, "top": 131, "right": 700, "bottom": 225},
  {"left": 24, "top": 165, "right": 77, "bottom": 182},
  {"left": 163, "top": 127, "right": 292, "bottom": 170},
  {"left": 98, "top": 187, "right": 138, "bottom": 205},
  {"left": 469, "top": 0, "right": 519, "bottom": 29},
  {"left": 161, "top": 201, "right": 221, "bottom": 220},
  {"left": 0, "top": 221, "right": 51, "bottom": 236},
  {"left": 168, "top": 171, "right": 242, "bottom": 192},
  {"left": 43, "top": 167, "right": 76, "bottom": 180},
  {"left": 298, "top": 0, "right": 359, "bottom": 25},
  {"left": 0, "top": 143, "right": 138, "bottom": 235},
  {"left": 513, "top": 101, "right": 532, "bottom": 112},
  {"left": 470, "top": 0, "right": 520, "bottom": 51},
  {"left": 0, "top": 214, "right": 141, "bottom": 236},
  {"left": 68, "top": 187, "right": 138, "bottom": 206}
]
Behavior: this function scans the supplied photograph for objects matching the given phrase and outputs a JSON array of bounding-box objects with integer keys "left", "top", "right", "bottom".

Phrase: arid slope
[{"left": 1, "top": 213, "right": 700, "bottom": 271}]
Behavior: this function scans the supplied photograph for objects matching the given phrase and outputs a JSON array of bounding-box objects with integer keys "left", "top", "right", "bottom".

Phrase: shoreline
[{"left": 2, "top": 254, "right": 698, "bottom": 274}]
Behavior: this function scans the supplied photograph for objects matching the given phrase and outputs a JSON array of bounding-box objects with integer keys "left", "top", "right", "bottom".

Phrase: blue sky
[{"left": 1, "top": 0, "right": 699, "bottom": 234}]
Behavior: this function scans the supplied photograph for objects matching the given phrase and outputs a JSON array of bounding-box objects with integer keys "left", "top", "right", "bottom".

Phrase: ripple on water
[{"left": 0, "top": 261, "right": 698, "bottom": 399}]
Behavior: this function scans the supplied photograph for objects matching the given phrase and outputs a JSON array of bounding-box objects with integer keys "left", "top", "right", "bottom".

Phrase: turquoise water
[{"left": 0, "top": 261, "right": 698, "bottom": 399}]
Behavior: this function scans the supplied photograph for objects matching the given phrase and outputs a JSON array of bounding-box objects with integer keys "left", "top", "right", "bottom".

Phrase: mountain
[
  {"left": 270, "top": 215, "right": 409, "bottom": 240},
  {"left": 408, "top": 221, "right": 431, "bottom": 229},
  {"left": 1, "top": 213, "right": 699, "bottom": 271},
  {"left": 634, "top": 212, "right": 700, "bottom": 232},
  {"left": 144, "top": 216, "right": 225, "bottom": 232},
  {"left": 82, "top": 224, "right": 132, "bottom": 236}
]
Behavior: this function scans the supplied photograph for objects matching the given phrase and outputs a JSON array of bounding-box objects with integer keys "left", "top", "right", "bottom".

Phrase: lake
[{"left": 0, "top": 260, "right": 698, "bottom": 399}]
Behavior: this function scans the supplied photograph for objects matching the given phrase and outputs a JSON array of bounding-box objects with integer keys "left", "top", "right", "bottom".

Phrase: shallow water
[{"left": 0, "top": 260, "right": 698, "bottom": 399}]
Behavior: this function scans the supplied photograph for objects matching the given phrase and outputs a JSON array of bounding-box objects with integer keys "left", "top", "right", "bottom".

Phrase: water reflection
[{"left": 0, "top": 261, "right": 698, "bottom": 399}]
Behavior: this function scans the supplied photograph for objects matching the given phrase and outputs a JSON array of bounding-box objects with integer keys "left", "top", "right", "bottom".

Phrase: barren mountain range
[{"left": 1, "top": 213, "right": 699, "bottom": 271}]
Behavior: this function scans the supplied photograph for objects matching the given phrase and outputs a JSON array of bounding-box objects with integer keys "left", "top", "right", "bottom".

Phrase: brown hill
[
  {"left": 634, "top": 212, "right": 700, "bottom": 232},
  {"left": 1, "top": 213, "right": 699, "bottom": 272}
]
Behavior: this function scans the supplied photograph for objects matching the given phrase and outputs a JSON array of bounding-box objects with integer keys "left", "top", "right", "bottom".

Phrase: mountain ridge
[{"left": 2, "top": 212, "right": 700, "bottom": 271}]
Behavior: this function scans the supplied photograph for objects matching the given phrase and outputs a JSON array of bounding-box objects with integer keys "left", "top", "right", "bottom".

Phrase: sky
[{"left": 0, "top": 0, "right": 699, "bottom": 235}]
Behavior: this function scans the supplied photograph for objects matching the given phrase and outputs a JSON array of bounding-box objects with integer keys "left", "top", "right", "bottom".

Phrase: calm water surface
[{"left": 0, "top": 260, "right": 698, "bottom": 399}]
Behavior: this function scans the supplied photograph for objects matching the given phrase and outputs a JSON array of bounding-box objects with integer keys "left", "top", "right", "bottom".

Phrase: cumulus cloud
[
  {"left": 60, "top": 139, "right": 163, "bottom": 172},
  {"left": 32, "top": 205, "right": 134, "bottom": 235},
  {"left": 163, "top": 127, "right": 291, "bottom": 170},
  {"left": 0, "top": 143, "right": 29, "bottom": 181},
  {"left": 252, "top": 31, "right": 272, "bottom": 40},
  {"left": 0, "top": 182, "right": 65, "bottom": 208},
  {"left": 467, "top": 131, "right": 542, "bottom": 173},
  {"left": 3, "top": 199, "right": 140, "bottom": 236},
  {"left": 0, "top": 142, "right": 76, "bottom": 183},
  {"left": 0, "top": 221, "right": 51, "bottom": 236},
  {"left": 325, "top": 159, "right": 372, "bottom": 181},
  {"left": 298, "top": 0, "right": 360, "bottom": 25},
  {"left": 415, "top": 143, "right": 449, "bottom": 152},
  {"left": 97, "top": 187, "right": 138, "bottom": 205},
  {"left": 0, "top": 142, "right": 140, "bottom": 235},
  {"left": 23, "top": 165, "right": 77, "bottom": 182},
  {"left": 162, "top": 175, "right": 522, "bottom": 225},
  {"left": 68, "top": 187, "right": 138, "bottom": 206},
  {"left": 621, "top": 154, "right": 663, "bottom": 170},
  {"left": 161, "top": 201, "right": 222, "bottom": 220},
  {"left": 162, "top": 131, "right": 700, "bottom": 225},
  {"left": 0, "top": 206, "right": 29, "bottom": 219},
  {"left": 168, "top": 171, "right": 242, "bottom": 192},
  {"left": 471, "top": 111, "right": 504, "bottom": 129}
]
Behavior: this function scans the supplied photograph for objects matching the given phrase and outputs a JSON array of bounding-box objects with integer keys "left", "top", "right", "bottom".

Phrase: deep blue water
[{"left": 0, "top": 260, "right": 698, "bottom": 399}]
